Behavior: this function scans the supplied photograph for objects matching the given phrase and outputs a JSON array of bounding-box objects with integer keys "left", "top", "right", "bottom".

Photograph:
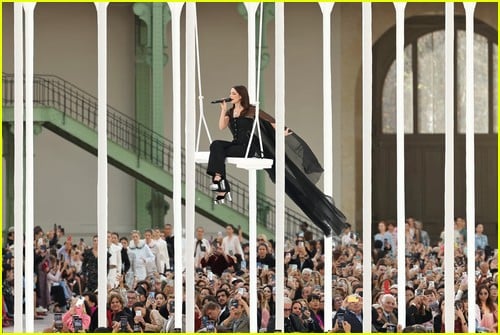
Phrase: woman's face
[
  {"left": 263, "top": 287, "right": 272, "bottom": 299},
  {"left": 292, "top": 303, "right": 302, "bottom": 317},
  {"left": 229, "top": 88, "right": 241, "bottom": 104},
  {"left": 155, "top": 294, "right": 166, "bottom": 306},
  {"left": 478, "top": 289, "right": 489, "bottom": 301},
  {"left": 110, "top": 297, "right": 123, "bottom": 312}
]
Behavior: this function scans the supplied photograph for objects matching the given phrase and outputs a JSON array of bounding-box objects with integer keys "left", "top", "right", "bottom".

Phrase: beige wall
[{"left": 2, "top": 2, "right": 497, "bottom": 237}]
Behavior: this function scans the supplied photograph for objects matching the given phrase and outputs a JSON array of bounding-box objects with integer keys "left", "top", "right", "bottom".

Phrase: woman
[
  {"left": 82, "top": 235, "right": 98, "bottom": 293},
  {"left": 106, "top": 292, "right": 133, "bottom": 332},
  {"left": 207, "top": 85, "right": 290, "bottom": 204},
  {"left": 257, "top": 289, "right": 271, "bottom": 331},
  {"left": 61, "top": 298, "right": 91, "bottom": 332},
  {"left": 132, "top": 301, "right": 166, "bottom": 332},
  {"left": 476, "top": 284, "right": 498, "bottom": 332},
  {"left": 128, "top": 230, "right": 155, "bottom": 281},
  {"left": 292, "top": 300, "right": 322, "bottom": 332}
]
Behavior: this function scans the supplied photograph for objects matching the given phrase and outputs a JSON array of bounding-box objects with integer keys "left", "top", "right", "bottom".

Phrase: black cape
[{"left": 257, "top": 119, "right": 348, "bottom": 236}]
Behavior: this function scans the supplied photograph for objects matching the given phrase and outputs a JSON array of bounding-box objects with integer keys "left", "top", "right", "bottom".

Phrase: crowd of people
[{"left": 2, "top": 217, "right": 497, "bottom": 333}]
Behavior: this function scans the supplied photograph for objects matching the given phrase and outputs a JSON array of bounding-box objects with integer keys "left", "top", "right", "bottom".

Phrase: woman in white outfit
[
  {"left": 128, "top": 230, "right": 155, "bottom": 282},
  {"left": 222, "top": 224, "right": 243, "bottom": 262}
]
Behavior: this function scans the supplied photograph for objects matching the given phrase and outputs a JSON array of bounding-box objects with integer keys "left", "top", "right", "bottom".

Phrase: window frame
[{"left": 373, "top": 15, "right": 498, "bottom": 135}]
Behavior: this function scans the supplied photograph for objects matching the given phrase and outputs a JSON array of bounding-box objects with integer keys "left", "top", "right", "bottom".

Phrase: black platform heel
[
  {"left": 210, "top": 178, "right": 228, "bottom": 192},
  {"left": 214, "top": 191, "right": 232, "bottom": 205}
]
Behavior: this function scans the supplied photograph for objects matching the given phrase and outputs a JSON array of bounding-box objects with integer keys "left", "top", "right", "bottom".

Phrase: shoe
[
  {"left": 210, "top": 178, "right": 228, "bottom": 192},
  {"left": 36, "top": 306, "right": 48, "bottom": 313},
  {"left": 214, "top": 192, "right": 232, "bottom": 204}
]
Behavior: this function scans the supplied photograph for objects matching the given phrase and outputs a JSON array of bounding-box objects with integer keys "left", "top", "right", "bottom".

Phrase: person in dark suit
[
  {"left": 332, "top": 294, "right": 363, "bottom": 333},
  {"left": 283, "top": 298, "right": 307, "bottom": 332},
  {"left": 372, "top": 294, "right": 398, "bottom": 332}
]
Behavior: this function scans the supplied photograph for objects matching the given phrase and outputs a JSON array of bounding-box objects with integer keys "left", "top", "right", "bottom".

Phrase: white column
[
  {"left": 394, "top": 2, "right": 407, "bottom": 328},
  {"left": 248, "top": 169, "right": 258, "bottom": 332},
  {"left": 318, "top": 2, "right": 335, "bottom": 331},
  {"left": 274, "top": 2, "right": 285, "bottom": 332},
  {"left": 167, "top": 2, "right": 185, "bottom": 330},
  {"left": 245, "top": 2, "right": 260, "bottom": 332},
  {"left": 13, "top": 3, "right": 24, "bottom": 332},
  {"left": 444, "top": 2, "right": 455, "bottom": 332},
  {"left": 361, "top": 3, "right": 373, "bottom": 332},
  {"left": 23, "top": 2, "right": 36, "bottom": 332},
  {"left": 464, "top": 2, "right": 476, "bottom": 331},
  {"left": 244, "top": 2, "right": 259, "bottom": 102},
  {"left": 185, "top": 2, "right": 196, "bottom": 332},
  {"left": 94, "top": 2, "right": 109, "bottom": 327}
]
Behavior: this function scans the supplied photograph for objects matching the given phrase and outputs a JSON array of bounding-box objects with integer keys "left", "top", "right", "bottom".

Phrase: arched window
[
  {"left": 378, "top": 16, "right": 497, "bottom": 134},
  {"left": 372, "top": 16, "right": 498, "bottom": 242}
]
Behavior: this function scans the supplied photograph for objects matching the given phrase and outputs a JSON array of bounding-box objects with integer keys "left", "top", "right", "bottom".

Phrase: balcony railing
[{"left": 2, "top": 73, "right": 323, "bottom": 239}]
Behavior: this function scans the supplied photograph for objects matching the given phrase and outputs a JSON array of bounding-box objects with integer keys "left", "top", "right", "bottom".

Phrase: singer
[
  {"left": 207, "top": 85, "right": 348, "bottom": 236},
  {"left": 207, "top": 85, "right": 279, "bottom": 204}
]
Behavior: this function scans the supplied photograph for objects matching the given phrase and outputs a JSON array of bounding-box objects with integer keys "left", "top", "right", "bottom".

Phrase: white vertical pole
[
  {"left": 23, "top": 2, "right": 36, "bottom": 332},
  {"left": 361, "top": 3, "right": 373, "bottom": 332},
  {"left": 185, "top": 2, "right": 196, "bottom": 332},
  {"left": 394, "top": 2, "right": 407, "bottom": 328},
  {"left": 13, "top": 3, "right": 24, "bottom": 332},
  {"left": 274, "top": 2, "right": 285, "bottom": 332},
  {"left": 167, "top": 2, "right": 185, "bottom": 330},
  {"left": 244, "top": 2, "right": 260, "bottom": 332},
  {"left": 248, "top": 169, "right": 258, "bottom": 332},
  {"left": 444, "top": 2, "right": 455, "bottom": 332},
  {"left": 318, "top": 2, "right": 335, "bottom": 331},
  {"left": 244, "top": 3, "right": 259, "bottom": 103},
  {"left": 94, "top": 2, "right": 109, "bottom": 327},
  {"left": 464, "top": 3, "right": 476, "bottom": 331}
]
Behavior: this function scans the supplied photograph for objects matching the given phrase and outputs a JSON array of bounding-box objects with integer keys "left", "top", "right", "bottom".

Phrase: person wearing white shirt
[
  {"left": 143, "top": 229, "right": 158, "bottom": 277},
  {"left": 128, "top": 230, "right": 155, "bottom": 281},
  {"left": 152, "top": 229, "right": 168, "bottom": 274},
  {"left": 107, "top": 232, "right": 122, "bottom": 289},
  {"left": 194, "top": 227, "right": 212, "bottom": 268},
  {"left": 222, "top": 224, "right": 243, "bottom": 261}
]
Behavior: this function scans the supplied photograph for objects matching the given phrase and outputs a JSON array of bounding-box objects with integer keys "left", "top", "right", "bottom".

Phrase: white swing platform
[{"left": 195, "top": 151, "right": 273, "bottom": 170}]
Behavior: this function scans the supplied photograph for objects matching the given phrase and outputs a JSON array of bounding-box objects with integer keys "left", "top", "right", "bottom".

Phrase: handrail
[{"left": 2, "top": 73, "right": 323, "bottom": 239}]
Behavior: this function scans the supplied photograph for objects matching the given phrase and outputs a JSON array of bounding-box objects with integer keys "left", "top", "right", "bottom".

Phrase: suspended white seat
[{"left": 194, "top": 151, "right": 273, "bottom": 170}]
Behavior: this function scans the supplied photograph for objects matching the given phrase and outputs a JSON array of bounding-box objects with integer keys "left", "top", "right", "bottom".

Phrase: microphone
[{"left": 211, "top": 97, "right": 232, "bottom": 104}]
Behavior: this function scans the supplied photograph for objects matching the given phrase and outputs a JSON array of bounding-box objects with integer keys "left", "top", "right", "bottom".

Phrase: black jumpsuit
[{"left": 207, "top": 114, "right": 257, "bottom": 179}]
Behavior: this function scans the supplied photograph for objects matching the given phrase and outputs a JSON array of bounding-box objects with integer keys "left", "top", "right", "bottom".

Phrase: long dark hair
[{"left": 232, "top": 85, "right": 253, "bottom": 116}]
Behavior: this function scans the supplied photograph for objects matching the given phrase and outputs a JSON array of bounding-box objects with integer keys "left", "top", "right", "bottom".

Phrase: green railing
[{"left": 2, "top": 73, "right": 323, "bottom": 239}]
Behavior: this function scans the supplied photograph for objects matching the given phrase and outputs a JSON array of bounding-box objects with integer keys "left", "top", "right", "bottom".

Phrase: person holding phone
[
  {"left": 132, "top": 301, "right": 165, "bottom": 332},
  {"left": 61, "top": 297, "right": 91, "bottom": 332},
  {"left": 106, "top": 293, "right": 133, "bottom": 332},
  {"left": 332, "top": 294, "right": 363, "bottom": 333}
]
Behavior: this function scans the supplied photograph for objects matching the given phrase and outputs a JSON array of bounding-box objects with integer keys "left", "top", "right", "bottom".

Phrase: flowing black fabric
[{"left": 257, "top": 119, "right": 348, "bottom": 236}]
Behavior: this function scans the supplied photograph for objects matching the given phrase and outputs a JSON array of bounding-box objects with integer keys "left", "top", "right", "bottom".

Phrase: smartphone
[
  {"left": 73, "top": 315, "right": 83, "bottom": 332},
  {"left": 238, "top": 288, "right": 245, "bottom": 295},
  {"left": 263, "top": 264, "right": 269, "bottom": 271},
  {"left": 120, "top": 316, "right": 128, "bottom": 331},
  {"left": 54, "top": 313, "right": 63, "bottom": 331},
  {"left": 336, "top": 311, "right": 345, "bottom": 329},
  {"left": 135, "top": 310, "right": 142, "bottom": 317},
  {"left": 169, "top": 300, "right": 175, "bottom": 313},
  {"left": 148, "top": 292, "right": 155, "bottom": 300},
  {"left": 206, "top": 320, "right": 215, "bottom": 333},
  {"left": 289, "top": 264, "right": 298, "bottom": 271},
  {"left": 207, "top": 271, "right": 213, "bottom": 282}
]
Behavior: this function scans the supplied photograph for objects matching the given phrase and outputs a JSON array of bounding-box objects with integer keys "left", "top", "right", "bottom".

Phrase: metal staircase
[{"left": 2, "top": 73, "right": 323, "bottom": 239}]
